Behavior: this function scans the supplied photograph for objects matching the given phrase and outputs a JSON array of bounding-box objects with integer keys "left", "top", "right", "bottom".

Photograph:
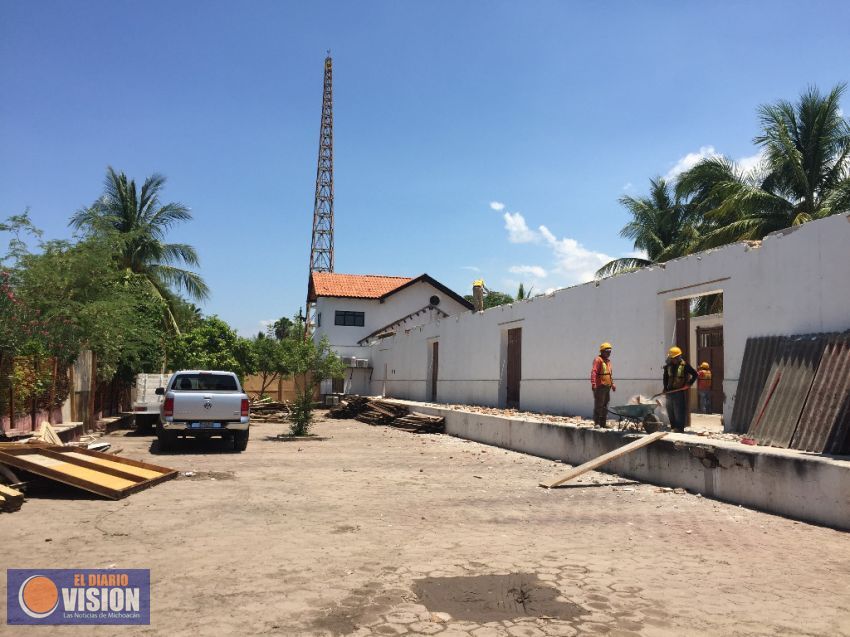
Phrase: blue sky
[{"left": 2, "top": 1, "right": 848, "bottom": 335}]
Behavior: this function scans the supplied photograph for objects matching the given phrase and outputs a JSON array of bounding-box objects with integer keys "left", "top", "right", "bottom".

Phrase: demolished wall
[{"left": 369, "top": 214, "right": 850, "bottom": 426}]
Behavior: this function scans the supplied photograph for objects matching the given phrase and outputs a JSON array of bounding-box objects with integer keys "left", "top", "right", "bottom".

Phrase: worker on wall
[
  {"left": 697, "top": 362, "right": 713, "bottom": 414},
  {"left": 663, "top": 346, "right": 698, "bottom": 432},
  {"left": 591, "top": 343, "right": 615, "bottom": 428}
]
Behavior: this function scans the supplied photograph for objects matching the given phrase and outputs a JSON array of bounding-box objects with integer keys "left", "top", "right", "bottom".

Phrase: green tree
[
  {"left": 678, "top": 84, "right": 850, "bottom": 248},
  {"left": 250, "top": 335, "right": 290, "bottom": 398},
  {"left": 271, "top": 316, "right": 294, "bottom": 340},
  {"left": 70, "top": 167, "right": 209, "bottom": 332},
  {"left": 596, "top": 177, "right": 698, "bottom": 278},
  {"left": 281, "top": 316, "right": 344, "bottom": 436},
  {"left": 170, "top": 316, "right": 254, "bottom": 380},
  {"left": 463, "top": 290, "right": 514, "bottom": 309}
]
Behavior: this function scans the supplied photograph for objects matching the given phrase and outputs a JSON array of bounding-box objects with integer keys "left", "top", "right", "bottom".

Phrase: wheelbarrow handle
[{"left": 650, "top": 386, "right": 691, "bottom": 400}]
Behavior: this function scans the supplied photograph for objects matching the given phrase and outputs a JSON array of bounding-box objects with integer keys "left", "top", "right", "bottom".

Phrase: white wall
[
  {"left": 370, "top": 214, "right": 850, "bottom": 426},
  {"left": 313, "top": 280, "right": 469, "bottom": 360}
]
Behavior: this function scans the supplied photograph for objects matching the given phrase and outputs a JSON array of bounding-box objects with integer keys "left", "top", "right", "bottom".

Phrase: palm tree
[
  {"left": 595, "top": 177, "right": 698, "bottom": 278},
  {"left": 678, "top": 84, "right": 850, "bottom": 248},
  {"left": 70, "top": 167, "right": 208, "bottom": 332}
]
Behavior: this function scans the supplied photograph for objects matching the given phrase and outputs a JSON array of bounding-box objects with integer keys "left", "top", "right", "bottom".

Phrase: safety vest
[
  {"left": 698, "top": 369, "right": 712, "bottom": 390},
  {"left": 668, "top": 361, "right": 687, "bottom": 390},
  {"left": 597, "top": 358, "right": 612, "bottom": 386}
]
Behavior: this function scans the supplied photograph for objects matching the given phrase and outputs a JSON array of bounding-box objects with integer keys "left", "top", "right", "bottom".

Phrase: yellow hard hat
[
  {"left": 700, "top": 362, "right": 710, "bottom": 369},
  {"left": 668, "top": 346, "right": 682, "bottom": 358},
  {"left": 599, "top": 342, "right": 612, "bottom": 352}
]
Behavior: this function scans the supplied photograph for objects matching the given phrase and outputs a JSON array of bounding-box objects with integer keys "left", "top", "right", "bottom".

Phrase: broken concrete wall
[{"left": 370, "top": 214, "right": 850, "bottom": 427}]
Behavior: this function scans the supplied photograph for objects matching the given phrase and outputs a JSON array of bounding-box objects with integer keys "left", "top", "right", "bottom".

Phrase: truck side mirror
[{"left": 155, "top": 387, "right": 165, "bottom": 395}]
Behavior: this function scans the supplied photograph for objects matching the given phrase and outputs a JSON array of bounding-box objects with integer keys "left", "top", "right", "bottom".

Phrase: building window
[
  {"left": 335, "top": 311, "right": 365, "bottom": 327},
  {"left": 332, "top": 377, "right": 345, "bottom": 393}
]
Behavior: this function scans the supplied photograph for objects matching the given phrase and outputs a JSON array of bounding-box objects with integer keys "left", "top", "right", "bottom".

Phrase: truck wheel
[{"left": 233, "top": 430, "right": 249, "bottom": 452}]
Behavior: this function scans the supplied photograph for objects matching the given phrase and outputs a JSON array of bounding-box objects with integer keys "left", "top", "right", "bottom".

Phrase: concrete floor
[{"left": 2, "top": 417, "right": 849, "bottom": 636}]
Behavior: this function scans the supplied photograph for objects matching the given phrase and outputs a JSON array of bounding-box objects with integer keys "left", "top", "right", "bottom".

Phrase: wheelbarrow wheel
[{"left": 642, "top": 414, "right": 662, "bottom": 434}]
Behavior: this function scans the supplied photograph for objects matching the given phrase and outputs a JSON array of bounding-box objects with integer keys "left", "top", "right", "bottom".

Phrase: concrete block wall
[{"left": 370, "top": 214, "right": 850, "bottom": 425}]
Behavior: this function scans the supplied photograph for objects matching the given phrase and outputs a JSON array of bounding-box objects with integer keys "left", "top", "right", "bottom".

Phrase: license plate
[{"left": 190, "top": 422, "right": 221, "bottom": 429}]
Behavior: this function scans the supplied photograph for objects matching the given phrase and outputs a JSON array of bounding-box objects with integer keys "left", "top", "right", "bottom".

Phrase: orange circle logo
[{"left": 19, "top": 575, "right": 59, "bottom": 618}]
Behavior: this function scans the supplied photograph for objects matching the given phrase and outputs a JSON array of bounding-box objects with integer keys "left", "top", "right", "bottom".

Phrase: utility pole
[{"left": 306, "top": 52, "right": 335, "bottom": 335}]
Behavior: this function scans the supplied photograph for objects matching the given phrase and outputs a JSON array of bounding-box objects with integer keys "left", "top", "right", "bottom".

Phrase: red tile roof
[{"left": 309, "top": 272, "right": 412, "bottom": 300}]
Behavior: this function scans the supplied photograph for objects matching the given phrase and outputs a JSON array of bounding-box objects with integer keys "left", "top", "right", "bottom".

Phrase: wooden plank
[
  {"left": 61, "top": 452, "right": 161, "bottom": 480},
  {"left": 539, "top": 431, "right": 668, "bottom": 488},
  {"left": 0, "top": 483, "right": 24, "bottom": 511}
]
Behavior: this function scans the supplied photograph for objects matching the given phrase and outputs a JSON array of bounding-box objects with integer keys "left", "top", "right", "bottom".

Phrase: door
[
  {"left": 506, "top": 328, "right": 522, "bottom": 409},
  {"left": 430, "top": 342, "right": 439, "bottom": 402},
  {"left": 675, "top": 299, "right": 691, "bottom": 362},
  {"left": 696, "top": 326, "right": 724, "bottom": 413}
]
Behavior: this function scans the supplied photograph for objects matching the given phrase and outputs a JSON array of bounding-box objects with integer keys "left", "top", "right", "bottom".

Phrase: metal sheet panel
[
  {"left": 730, "top": 336, "right": 785, "bottom": 433},
  {"left": 792, "top": 333, "right": 850, "bottom": 454},
  {"left": 748, "top": 335, "right": 826, "bottom": 448}
]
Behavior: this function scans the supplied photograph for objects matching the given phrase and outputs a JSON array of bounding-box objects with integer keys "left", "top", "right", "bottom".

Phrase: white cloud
[
  {"left": 736, "top": 150, "right": 766, "bottom": 175},
  {"left": 509, "top": 265, "right": 548, "bottom": 278},
  {"left": 494, "top": 201, "right": 619, "bottom": 286},
  {"left": 503, "top": 211, "right": 539, "bottom": 243},
  {"left": 489, "top": 201, "right": 505, "bottom": 211},
  {"left": 461, "top": 265, "right": 481, "bottom": 272},
  {"left": 625, "top": 249, "right": 649, "bottom": 260},
  {"left": 664, "top": 145, "right": 720, "bottom": 181},
  {"left": 540, "top": 228, "right": 614, "bottom": 283},
  {"left": 623, "top": 182, "right": 633, "bottom": 191}
]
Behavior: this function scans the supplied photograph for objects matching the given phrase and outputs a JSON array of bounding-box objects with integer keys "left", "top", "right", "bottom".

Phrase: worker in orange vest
[
  {"left": 591, "top": 343, "right": 615, "bottom": 428},
  {"left": 697, "top": 362, "right": 713, "bottom": 414}
]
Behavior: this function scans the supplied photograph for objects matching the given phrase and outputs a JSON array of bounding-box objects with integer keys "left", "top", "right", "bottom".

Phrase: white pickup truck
[{"left": 155, "top": 370, "right": 251, "bottom": 452}]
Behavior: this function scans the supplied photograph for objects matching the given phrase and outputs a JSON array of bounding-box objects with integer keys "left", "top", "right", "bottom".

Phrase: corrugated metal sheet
[
  {"left": 748, "top": 335, "right": 826, "bottom": 448},
  {"left": 730, "top": 336, "right": 785, "bottom": 433},
  {"left": 792, "top": 333, "right": 850, "bottom": 454}
]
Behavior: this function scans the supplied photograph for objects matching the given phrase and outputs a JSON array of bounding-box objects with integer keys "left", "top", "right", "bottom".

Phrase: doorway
[
  {"left": 430, "top": 341, "right": 439, "bottom": 402},
  {"left": 696, "top": 326, "right": 724, "bottom": 413},
  {"left": 506, "top": 328, "right": 522, "bottom": 409}
]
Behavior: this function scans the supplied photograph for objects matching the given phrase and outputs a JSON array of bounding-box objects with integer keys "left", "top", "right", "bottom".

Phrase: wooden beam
[{"left": 539, "top": 431, "right": 668, "bottom": 489}]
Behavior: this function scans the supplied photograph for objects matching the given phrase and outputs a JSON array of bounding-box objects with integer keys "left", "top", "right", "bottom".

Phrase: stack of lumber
[
  {"left": 250, "top": 398, "right": 290, "bottom": 423},
  {"left": 327, "top": 395, "right": 370, "bottom": 419},
  {"left": 392, "top": 412, "right": 446, "bottom": 434},
  {"left": 355, "top": 400, "right": 410, "bottom": 425},
  {"left": 0, "top": 484, "right": 24, "bottom": 513}
]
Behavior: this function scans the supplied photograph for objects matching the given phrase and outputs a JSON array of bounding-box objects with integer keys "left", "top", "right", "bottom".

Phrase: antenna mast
[{"left": 306, "top": 53, "right": 335, "bottom": 333}]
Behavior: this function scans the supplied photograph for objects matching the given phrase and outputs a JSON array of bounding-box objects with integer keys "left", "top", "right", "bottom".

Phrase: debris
[
  {"left": 741, "top": 437, "right": 757, "bottom": 445},
  {"left": 0, "top": 484, "right": 24, "bottom": 512},
  {"left": 87, "top": 441, "right": 111, "bottom": 453},
  {"left": 329, "top": 397, "right": 445, "bottom": 433},
  {"left": 249, "top": 399, "right": 291, "bottom": 423},
  {"left": 37, "top": 422, "right": 63, "bottom": 445},
  {"left": 674, "top": 488, "right": 686, "bottom": 494}
]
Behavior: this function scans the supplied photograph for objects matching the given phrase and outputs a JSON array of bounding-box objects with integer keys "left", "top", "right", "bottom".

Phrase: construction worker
[
  {"left": 663, "top": 346, "right": 698, "bottom": 433},
  {"left": 591, "top": 343, "right": 615, "bottom": 428},
  {"left": 697, "top": 362, "right": 713, "bottom": 414}
]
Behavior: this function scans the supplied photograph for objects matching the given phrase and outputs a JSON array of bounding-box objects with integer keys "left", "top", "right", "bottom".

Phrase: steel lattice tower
[
  {"left": 306, "top": 53, "right": 335, "bottom": 332},
  {"left": 309, "top": 53, "right": 335, "bottom": 273}
]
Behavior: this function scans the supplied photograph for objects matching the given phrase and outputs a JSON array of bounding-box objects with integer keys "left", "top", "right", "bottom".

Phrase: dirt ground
[{"left": 3, "top": 416, "right": 850, "bottom": 636}]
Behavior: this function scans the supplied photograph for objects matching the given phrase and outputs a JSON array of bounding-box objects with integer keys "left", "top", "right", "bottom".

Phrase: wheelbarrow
[{"left": 607, "top": 402, "right": 664, "bottom": 433}]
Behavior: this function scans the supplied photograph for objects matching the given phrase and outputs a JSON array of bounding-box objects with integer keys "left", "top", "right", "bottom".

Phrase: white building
[
  {"left": 367, "top": 213, "right": 850, "bottom": 428},
  {"left": 308, "top": 272, "right": 473, "bottom": 395}
]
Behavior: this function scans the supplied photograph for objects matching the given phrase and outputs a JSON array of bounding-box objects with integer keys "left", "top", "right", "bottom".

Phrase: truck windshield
[{"left": 171, "top": 374, "right": 238, "bottom": 391}]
